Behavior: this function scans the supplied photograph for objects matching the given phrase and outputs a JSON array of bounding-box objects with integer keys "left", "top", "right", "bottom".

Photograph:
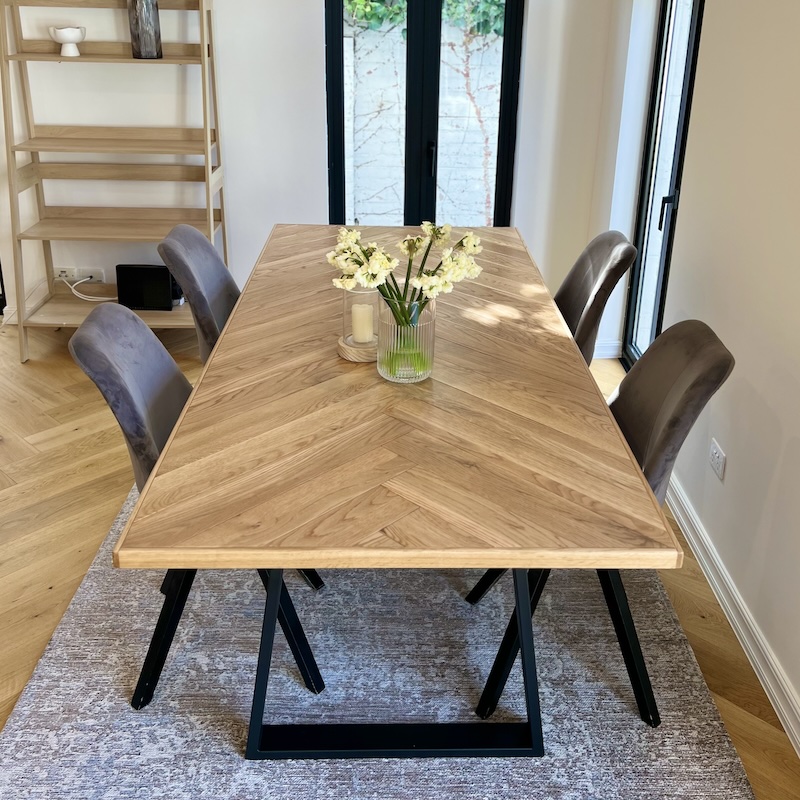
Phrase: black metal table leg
[
  {"left": 512, "top": 569, "right": 544, "bottom": 751},
  {"left": 245, "top": 569, "right": 545, "bottom": 760},
  {"left": 596, "top": 569, "right": 660, "bottom": 727},
  {"left": 257, "top": 569, "right": 325, "bottom": 694},
  {"left": 297, "top": 569, "right": 325, "bottom": 591},
  {"left": 159, "top": 571, "right": 177, "bottom": 595},
  {"left": 476, "top": 569, "right": 550, "bottom": 719},
  {"left": 477, "top": 569, "right": 660, "bottom": 727},
  {"left": 247, "top": 567, "right": 283, "bottom": 759},
  {"left": 465, "top": 568, "right": 508, "bottom": 605},
  {"left": 132, "top": 568, "right": 196, "bottom": 710}
]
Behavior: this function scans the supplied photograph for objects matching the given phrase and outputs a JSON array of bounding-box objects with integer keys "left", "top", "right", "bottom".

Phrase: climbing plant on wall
[{"left": 344, "top": 0, "right": 506, "bottom": 36}]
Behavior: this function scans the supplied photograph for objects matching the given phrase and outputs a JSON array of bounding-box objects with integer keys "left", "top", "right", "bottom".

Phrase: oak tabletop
[{"left": 113, "top": 224, "right": 682, "bottom": 571}]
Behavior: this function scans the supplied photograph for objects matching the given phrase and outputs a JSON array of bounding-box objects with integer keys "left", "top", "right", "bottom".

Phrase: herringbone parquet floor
[{"left": 0, "top": 325, "right": 797, "bottom": 798}]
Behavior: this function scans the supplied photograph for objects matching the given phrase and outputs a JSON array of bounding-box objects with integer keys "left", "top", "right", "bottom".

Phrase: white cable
[{"left": 57, "top": 276, "right": 118, "bottom": 303}]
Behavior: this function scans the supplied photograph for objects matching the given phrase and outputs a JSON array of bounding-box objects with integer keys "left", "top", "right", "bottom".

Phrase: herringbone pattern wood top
[{"left": 114, "top": 225, "right": 681, "bottom": 570}]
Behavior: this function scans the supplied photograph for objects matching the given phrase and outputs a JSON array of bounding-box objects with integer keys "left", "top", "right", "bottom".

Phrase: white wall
[
  {"left": 511, "top": 0, "right": 656, "bottom": 358},
  {"left": 664, "top": 0, "right": 800, "bottom": 740},
  {"left": 214, "top": 0, "right": 328, "bottom": 284},
  {"left": 0, "top": 0, "right": 328, "bottom": 306},
  {"left": 512, "top": 0, "right": 616, "bottom": 290}
]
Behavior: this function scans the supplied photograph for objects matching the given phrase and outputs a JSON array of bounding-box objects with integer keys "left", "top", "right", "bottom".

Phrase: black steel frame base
[
  {"left": 132, "top": 568, "right": 325, "bottom": 711},
  {"left": 473, "top": 568, "right": 661, "bottom": 728},
  {"left": 465, "top": 567, "right": 507, "bottom": 604},
  {"left": 246, "top": 569, "right": 544, "bottom": 760},
  {"left": 298, "top": 569, "right": 325, "bottom": 591},
  {"left": 253, "top": 722, "right": 539, "bottom": 759}
]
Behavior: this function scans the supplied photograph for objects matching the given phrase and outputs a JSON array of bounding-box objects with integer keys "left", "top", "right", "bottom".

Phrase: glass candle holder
[{"left": 337, "top": 287, "right": 379, "bottom": 362}]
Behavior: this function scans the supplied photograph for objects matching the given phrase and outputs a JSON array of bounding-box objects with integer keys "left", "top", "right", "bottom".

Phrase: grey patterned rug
[{"left": 0, "top": 490, "right": 753, "bottom": 799}]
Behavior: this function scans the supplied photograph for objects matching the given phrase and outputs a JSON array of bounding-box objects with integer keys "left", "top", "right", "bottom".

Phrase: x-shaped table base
[{"left": 245, "top": 569, "right": 544, "bottom": 760}]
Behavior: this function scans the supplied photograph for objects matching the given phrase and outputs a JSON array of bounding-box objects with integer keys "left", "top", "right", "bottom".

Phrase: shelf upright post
[
  {"left": 0, "top": 0, "right": 29, "bottom": 360},
  {"left": 11, "top": 4, "right": 55, "bottom": 300},
  {"left": 204, "top": 0, "right": 226, "bottom": 263},
  {"left": 199, "top": 0, "right": 219, "bottom": 254}
]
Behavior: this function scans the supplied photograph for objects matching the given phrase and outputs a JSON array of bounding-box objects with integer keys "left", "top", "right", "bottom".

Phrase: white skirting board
[
  {"left": 592, "top": 339, "right": 622, "bottom": 359},
  {"left": 666, "top": 477, "right": 800, "bottom": 756}
]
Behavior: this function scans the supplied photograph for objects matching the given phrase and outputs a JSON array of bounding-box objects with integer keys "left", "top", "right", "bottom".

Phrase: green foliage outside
[{"left": 344, "top": 0, "right": 506, "bottom": 37}]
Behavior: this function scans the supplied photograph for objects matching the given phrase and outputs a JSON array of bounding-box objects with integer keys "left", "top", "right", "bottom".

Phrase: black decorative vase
[{"left": 127, "top": 0, "right": 162, "bottom": 59}]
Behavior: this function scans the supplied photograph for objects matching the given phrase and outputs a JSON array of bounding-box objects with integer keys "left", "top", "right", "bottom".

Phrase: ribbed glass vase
[{"left": 377, "top": 298, "right": 435, "bottom": 383}]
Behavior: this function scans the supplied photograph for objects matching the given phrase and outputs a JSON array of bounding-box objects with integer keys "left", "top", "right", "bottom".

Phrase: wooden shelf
[
  {"left": 12, "top": 125, "right": 212, "bottom": 155},
  {"left": 14, "top": 135, "right": 209, "bottom": 154},
  {"left": 1, "top": 0, "right": 226, "bottom": 361},
  {"left": 34, "top": 163, "right": 208, "bottom": 182},
  {"left": 1, "top": 1, "right": 200, "bottom": 10},
  {"left": 8, "top": 40, "right": 202, "bottom": 64},
  {"left": 24, "top": 286, "right": 195, "bottom": 329},
  {"left": 9, "top": 53, "right": 201, "bottom": 65},
  {"left": 19, "top": 207, "right": 221, "bottom": 241}
]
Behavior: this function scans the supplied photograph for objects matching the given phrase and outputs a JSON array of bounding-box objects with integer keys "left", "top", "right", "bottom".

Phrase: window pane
[
  {"left": 343, "top": 6, "right": 407, "bottom": 226},
  {"left": 633, "top": 0, "right": 694, "bottom": 353},
  {"left": 436, "top": 2, "right": 505, "bottom": 226}
]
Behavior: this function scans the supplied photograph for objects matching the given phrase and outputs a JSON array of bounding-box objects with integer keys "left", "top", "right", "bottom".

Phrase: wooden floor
[{"left": 0, "top": 327, "right": 797, "bottom": 797}]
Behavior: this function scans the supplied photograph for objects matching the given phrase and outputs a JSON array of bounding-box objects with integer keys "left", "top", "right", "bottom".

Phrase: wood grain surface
[
  {"left": 114, "top": 224, "right": 682, "bottom": 570},
  {"left": 3, "top": 327, "right": 796, "bottom": 795}
]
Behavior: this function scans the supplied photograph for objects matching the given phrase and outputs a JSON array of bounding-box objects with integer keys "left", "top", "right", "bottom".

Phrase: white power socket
[
  {"left": 56, "top": 267, "right": 105, "bottom": 284},
  {"left": 709, "top": 438, "right": 726, "bottom": 481}
]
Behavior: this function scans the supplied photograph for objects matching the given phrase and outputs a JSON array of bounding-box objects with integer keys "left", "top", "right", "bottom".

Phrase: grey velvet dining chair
[
  {"left": 158, "top": 223, "right": 326, "bottom": 592},
  {"left": 157, "top": 224, "right": 241, "bottom": 364},
  {"left": 554, "top": 230, "right": 637, "bottom": 365},
  {"left": 69, "top": 302, "right": 325, "bottom": 709},
  {"left": 158, "top": 220, "right": 325, "bottom": 589},
  {"left": 465, "top": 319, "right": 735, "bottom": 727}
]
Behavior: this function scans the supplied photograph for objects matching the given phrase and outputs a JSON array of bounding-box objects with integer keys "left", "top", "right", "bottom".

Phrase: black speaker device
[{"left": 116, "top": 264, "right": 184, "bottom": 312}]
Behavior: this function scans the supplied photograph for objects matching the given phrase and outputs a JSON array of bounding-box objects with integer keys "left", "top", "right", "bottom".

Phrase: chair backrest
[
  {"left": 609, "top": 319, "right": 734, "bottom": 504},
  {"left": 554, "top": 231, "right": 637, "bottom": 365},
  {"left": 158, "top": 224, "right": 240, "bottom": 363},
  {"left": 69, "top": 303, "right": 193, "bottom": 491}
]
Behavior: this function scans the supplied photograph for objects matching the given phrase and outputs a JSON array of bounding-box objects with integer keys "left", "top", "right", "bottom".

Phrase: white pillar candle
[{"left": 351, "top": 303, "right": 374, "bottom": 343}]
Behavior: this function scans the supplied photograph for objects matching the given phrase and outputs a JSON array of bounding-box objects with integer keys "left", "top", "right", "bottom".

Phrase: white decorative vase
[{"left": 48, "top": 26, "right": 86, "bottom": 58}]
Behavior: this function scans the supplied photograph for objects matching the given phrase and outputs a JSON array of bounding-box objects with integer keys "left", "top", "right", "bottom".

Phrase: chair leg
[
  {"left": 465, "top": 568, "right": 508, "bottom": 605},
  {"left": 297, "top": 569, "right": 325, "bottom": 591},
  {"left": 476, "top": 569, "right": 550, "bottom": 719},
  {"left": 596, "top": 569, "right": 660, "bottom": 727},
  {"left": 132, "top": 569, "right": 196, "bottom": 710},
  {"left": 258, "top": 570, "right": 325, "bottom": 694}
]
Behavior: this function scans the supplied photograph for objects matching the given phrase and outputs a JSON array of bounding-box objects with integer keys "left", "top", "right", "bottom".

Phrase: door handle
[
  {"left": 658, "top": 193, "right": 677, "bottom": 231},
  {"left": 427, "top": 140, "right": 437, "bottom": 178}
]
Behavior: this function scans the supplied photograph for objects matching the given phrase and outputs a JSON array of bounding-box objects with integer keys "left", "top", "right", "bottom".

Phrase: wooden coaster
[{"left": 337, "top": 336, "right": 377, "bottom": 362}]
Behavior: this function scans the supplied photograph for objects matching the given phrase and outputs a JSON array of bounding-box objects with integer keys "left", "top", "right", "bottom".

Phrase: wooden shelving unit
[
  {"left": 25, "top": 281, "right": 195, "bottom": 326},
  {"left": 0, "top": 0, "right": 226, "bottom": 361}
]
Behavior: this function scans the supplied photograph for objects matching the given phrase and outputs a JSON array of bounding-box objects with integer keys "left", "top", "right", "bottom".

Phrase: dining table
[{"left": 113, "top": 223, "right": 682, "bottom": 760}]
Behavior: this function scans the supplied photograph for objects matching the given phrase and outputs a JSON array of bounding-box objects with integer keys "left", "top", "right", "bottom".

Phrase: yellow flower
[
  {"left": 460, "top": 231, "right": 482, "bottom": 255},
  {"left": 420, "top": 222, "right": 451, "bottom": 246}
]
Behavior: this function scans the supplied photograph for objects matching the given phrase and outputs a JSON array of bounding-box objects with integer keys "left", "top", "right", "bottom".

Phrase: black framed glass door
[
  {"left": 623, "top": 0, "right": 705, "bottom": 365},
  {"left": 325, "top": 0, "right": 524, "bottom": 227}
]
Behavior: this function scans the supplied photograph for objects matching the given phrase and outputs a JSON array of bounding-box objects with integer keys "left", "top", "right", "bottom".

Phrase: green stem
[
  {"left": 417, "top": 238, "right": 434, "bottom": 278},
  {"left": 378, "top": 285, "right": 407, "bottom": 326},
  {"left": 378, "top": 286, "right": 403, "bottom": 325},
  {"left": 402, "top": 254, "right": 414, "bottom": 300},
  {"left": 388, "top": 276, "right": 413, "bottom": 325},
  {"left": 389, "top": 271, "right": 403, "bottom": 302}
]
